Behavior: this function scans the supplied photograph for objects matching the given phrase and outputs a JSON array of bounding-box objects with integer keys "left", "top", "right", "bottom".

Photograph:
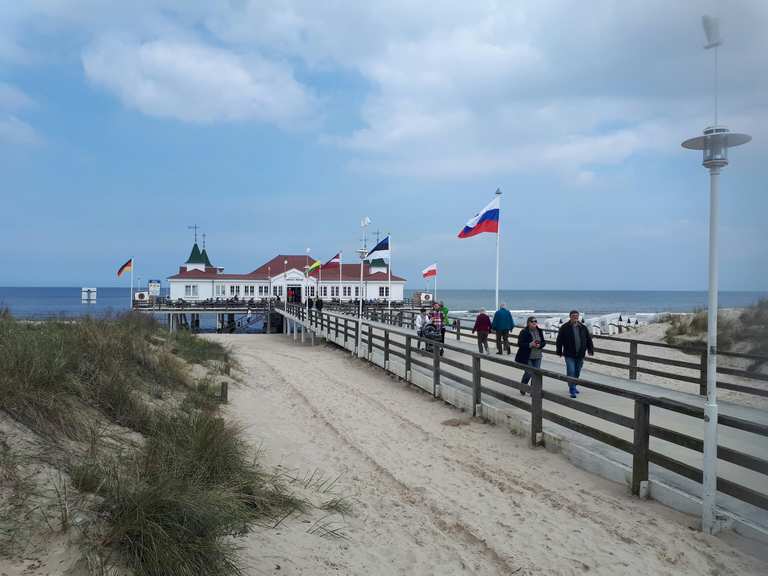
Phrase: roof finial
[
  {"left": 202, "top": 232, "right": 206, "bottom": 249},
  {"left": 187, "top": 224, "right": 199, "bottom": 244}
]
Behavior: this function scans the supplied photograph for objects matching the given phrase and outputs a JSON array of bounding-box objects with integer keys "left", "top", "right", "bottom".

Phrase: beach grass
[
  {"left": 664, "top": 299, "right": 768, "bottom": 366},
  {"left": 0, "top": 312, "right": 301, "bottom": 575}
]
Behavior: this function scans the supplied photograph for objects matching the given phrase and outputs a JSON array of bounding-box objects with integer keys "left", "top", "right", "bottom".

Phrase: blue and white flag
[{"left": 367, "top": 235, "right": 390, "bottom": 260}]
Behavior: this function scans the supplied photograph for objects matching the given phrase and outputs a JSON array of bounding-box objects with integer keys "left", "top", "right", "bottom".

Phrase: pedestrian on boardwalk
[
  {"left": 472, "top": 309, "right": 492, "bottom": 354},
  {"left": 556, "top": 310, "right": 594, "bottom": 398},
  {"left": 491, "top": 303, "right": 514, "bottom": 355},
  {"left": 429, "top": 302, "right": 445, "bottom": 355},
  {"left": 315, "top": 297, "right": 324, "bottom": 313},
  {"left": 414, "top": 307, "right": 428, "bottom": 350},
  {"left": 515, "top": 316, "right": 546, "bottom": 395}
]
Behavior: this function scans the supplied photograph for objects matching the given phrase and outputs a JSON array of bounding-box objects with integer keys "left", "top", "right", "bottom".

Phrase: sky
[{"left": 0, "top": 0, "right": 766, "bottom": 291}]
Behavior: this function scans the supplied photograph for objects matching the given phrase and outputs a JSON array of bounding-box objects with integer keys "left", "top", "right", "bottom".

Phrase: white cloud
[
  {"left": 0, "top": 114, "right": 41, "bottom": 145},
  {"left": 0, "top": 82, "right": 34, "bottom": 110},
  {"left": 82, "top": 37, "right": 314, "bottom": 125}
]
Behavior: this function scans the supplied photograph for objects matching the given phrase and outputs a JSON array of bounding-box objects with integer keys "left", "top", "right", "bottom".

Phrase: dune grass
[
  {"left": 0, "top": 312, "right": 301, "bottom": 575},
  {"left": 664, "top": 299, "right": 768, "bottom": 367}
]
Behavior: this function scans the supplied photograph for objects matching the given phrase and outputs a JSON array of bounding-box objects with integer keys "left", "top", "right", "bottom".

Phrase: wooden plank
[
  {"left": 480, "top": 386, "right": 531, "bottom": 412},
  {"left": 635, "top": 353, "right": 700, "bottom": 370},
  {"left": 636, "top": 366, "right": 702, "bottom": 384},
  {"left": 716, "top": 381, "right": 768, "bottom": 398},
  {"left": 541, "top": 392, "right": 634, "bottom": 428},
  {"left": 543, "top": 411, "right": 634, "bottom": 454},
  {"left": 649, "top": 452, "right": 768, "bottom": 511},
  {"left": 717, "top": 366, "right": 768, "bottom": 382},
  {"left": 632, "top": 400, "right": 650, "bottom": 496},
  {"left": 439, "top": 355, "right": 474, "bottom": 373}
]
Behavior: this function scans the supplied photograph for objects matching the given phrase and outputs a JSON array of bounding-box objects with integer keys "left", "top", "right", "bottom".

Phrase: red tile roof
[{"left": 168, "top": 255, "right": 406, "bottom": 282}]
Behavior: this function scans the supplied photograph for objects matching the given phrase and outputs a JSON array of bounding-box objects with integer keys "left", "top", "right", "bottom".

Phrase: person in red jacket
[{"left": 472, "top": 309, "right": 492, "bottom": 354}]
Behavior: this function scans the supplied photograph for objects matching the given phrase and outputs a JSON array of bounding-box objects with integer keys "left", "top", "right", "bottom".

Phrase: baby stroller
[{"left": 421, "top": 323, "right": 443, "bottom": 355}]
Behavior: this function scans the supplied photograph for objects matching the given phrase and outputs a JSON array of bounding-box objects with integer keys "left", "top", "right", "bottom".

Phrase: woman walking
[
  {"left": 515, "top": 316, "right": 546, "bottom": 395},
  {"left": 472, "top": 309, "right": 491, "bottom": 354}
]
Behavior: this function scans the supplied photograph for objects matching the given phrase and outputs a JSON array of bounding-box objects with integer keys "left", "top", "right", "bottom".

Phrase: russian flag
[{"left": 457, "top": 195, "right": 500, "bottom": 239}]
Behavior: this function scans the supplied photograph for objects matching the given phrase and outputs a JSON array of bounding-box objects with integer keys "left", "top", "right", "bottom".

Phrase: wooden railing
[
  {"left": 307, "top": 304, "right": 768, "bottom": 399},
  {"left": 279, "top": 303, "right": 768, "bottom": 514}
]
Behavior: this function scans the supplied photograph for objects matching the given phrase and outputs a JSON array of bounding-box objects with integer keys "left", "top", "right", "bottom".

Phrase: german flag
[{"left": 117, "top": 258, "right": 133, "bottom": 277}]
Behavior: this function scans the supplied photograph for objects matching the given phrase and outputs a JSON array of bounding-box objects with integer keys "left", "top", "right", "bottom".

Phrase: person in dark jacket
[
  {"left": 315, "top": 297, "right": 324, "bottom": 313},
  {"left": 515, "top": 316, "right": 546, "bottom": 395},
  {"left": 556, "top": 310, "right": 594, "bottom": 397},
  {"left": 472, "top": 309, "right": 492, "bottom": 354},
  {"left": 491, "top": 303, "right": 514, "bottom": 355}
]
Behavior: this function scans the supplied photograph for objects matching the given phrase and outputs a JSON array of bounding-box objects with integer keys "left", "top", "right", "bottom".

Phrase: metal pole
[
  {"left": 357, "top": 254, "right": 364, "bottom": 354},
  {"left": 387, "top": 235, "right": 392, "bottom": 309},
  {"left": 702, "top": 165, "right": 720, "bottom": 534},
  {"left": 495, "top": 189, "right": 502, "bottom": 310},
  {"left": 130, "top": 258, "right": 134, "bottom": 310}
]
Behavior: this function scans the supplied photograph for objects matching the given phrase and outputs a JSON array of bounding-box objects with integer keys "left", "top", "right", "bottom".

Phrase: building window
[
  {"left": 310, "top": 286, "right": 315, "bottom": 297},
  {"left": 322, "top": 286, "right": 327, "bottom": 297},
  {"left": 355, "top": 286, "right": 359, "bottom": 297},
  {"left": 230, "top": 286, "right": 235, "bottom": 296},
  {"left": 185, "top": 285, "right": 198, "bottom": 297},
  {"left": 343, "top": 286, "right": 351, "bottom": 297},
  {"left": 378, "top": 286, "right": 389, "bottom": 297}
]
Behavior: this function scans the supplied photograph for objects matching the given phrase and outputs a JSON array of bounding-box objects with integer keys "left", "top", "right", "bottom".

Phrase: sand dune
[{"left": 214, "top": 334, "right": 767, "bottom": 576}]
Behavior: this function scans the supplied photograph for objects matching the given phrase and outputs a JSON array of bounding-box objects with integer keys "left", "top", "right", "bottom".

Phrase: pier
[{"left": 274, "top": 303, "right": 768, "bottom": 541}]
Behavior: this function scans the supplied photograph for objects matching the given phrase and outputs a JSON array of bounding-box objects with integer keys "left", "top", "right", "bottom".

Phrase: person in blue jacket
[{"left": 491, "top": 303, "right": 514, "bottom": 355}]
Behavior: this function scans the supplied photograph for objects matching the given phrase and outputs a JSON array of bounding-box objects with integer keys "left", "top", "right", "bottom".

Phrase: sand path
[{"left": 213, "top": 334, "right": 767, "bottom": 576}]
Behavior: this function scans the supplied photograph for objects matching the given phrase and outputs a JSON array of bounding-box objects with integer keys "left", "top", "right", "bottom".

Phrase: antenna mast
[{"left": 188, "top": 224, "right": 199, "bottom": 244}]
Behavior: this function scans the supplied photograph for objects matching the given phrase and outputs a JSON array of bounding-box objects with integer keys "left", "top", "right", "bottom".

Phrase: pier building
[{"left": 168, "top": 242, "right": 406, "bottom": 303}]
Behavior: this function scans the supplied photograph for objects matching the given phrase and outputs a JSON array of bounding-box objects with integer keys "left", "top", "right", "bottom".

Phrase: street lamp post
[{"left": 681, "top": 15, "right": 751, "bottom": 535}]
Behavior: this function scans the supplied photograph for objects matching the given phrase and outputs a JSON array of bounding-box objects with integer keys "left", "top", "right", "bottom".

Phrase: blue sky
[{"left": 1, "top": 1, "right": 766, "bottom": 290}]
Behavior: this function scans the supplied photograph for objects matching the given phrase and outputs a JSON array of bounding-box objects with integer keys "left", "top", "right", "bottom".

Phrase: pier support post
[
  {"left": 384, "top": 330, "right": 390, "bottom": 370},
  {"left": 367, "top": 325, "right": 373, "bottom": 359},
  {"left": 632, "top": 400, "right": 650, "bottom": 496}
]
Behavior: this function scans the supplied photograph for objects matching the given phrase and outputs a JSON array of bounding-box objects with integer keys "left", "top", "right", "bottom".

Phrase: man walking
[
  {"left": 556, "top": 310, "right": 594, "bottom": 398},
  {"left": 491, "top": 303, "right": 514, "bottom": 355}
]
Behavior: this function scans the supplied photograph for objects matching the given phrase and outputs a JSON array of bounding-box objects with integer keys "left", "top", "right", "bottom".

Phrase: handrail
[{"left": 277, "top": 303, "right": 768, "bottom": 513}]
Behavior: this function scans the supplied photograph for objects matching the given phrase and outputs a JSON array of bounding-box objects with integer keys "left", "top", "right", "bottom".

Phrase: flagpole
[
  {"left": 130, "top": 258, "right": 134, "bottom": 310},
  {"left": 435, "top": 269, "right": 438, "bottom": 302},
  {"left": 387, "top": 234, "right": 392, "bottom": 309},
  {"left": 495, "top": 188, "right": 502, "bottom": 310},
  {"left": 339, "top": 252, "right": 342, "bottom": 302}
]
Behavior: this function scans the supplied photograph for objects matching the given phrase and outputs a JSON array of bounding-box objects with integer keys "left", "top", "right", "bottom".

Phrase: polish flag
[{"left": 422, "top": 263, "right": 438, "bottom": 278}]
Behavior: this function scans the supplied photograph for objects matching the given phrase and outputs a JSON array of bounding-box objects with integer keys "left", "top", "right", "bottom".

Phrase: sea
[{"left": 1, "top": 287, "right": 766, "bottom": 320}]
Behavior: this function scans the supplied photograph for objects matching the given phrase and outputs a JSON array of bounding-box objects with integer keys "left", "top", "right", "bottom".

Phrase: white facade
[{"left": 169, "top": 268, "right": 405, "bottom": 302}]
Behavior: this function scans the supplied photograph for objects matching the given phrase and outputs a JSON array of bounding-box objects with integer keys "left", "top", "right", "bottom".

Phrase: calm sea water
[{"left": 1, "top": 287, "right": 766, "bottom": 319}]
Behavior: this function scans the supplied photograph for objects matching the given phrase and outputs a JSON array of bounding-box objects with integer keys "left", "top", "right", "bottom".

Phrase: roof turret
[
  {"left": 200, "top": 248, "right": 213, "bottom": 268},
  {"left": 185, "top": 243, "right": 205, "bottom": 265}
]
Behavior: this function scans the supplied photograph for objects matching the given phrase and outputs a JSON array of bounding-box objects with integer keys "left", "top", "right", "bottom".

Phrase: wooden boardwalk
[{"left": 276, "top": 304, "right": 768, "bottom": 536}]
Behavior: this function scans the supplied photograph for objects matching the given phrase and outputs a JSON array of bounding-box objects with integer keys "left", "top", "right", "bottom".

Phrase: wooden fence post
[
  {"left": 629, "top": 341, "right": 638, "bottom": 380},
  {"left": 456, "top": 318, "right": 461, "bottom": 340},
  {"left": 405, "top": 336, "right": 412, "bottom": 378},
  {"left": 699, "top": 351, "right": 708, "bottom": 397},
  {"left": 632, "top": 399, "right": 650, "bottom": 496},
  {"left": 335, "top": 315, "right": 339, "bottom": 338},
  {"left": 220, "top": 381, "right": 228, "bottom": 403},
  {"left": 530, "top": 372, "right": 543, "bottom": 447},
  {"left": 367, "top": 324, "right": 373, "bottom": 358},
  {"left": 472, "top": 356, "right": 482, "bottom": 417},
  {"left": 432, "top": 343, "right": 440, "bottom": 397},
  {"left": 384, "top": 330, "right": 390, "bottom": 368}
]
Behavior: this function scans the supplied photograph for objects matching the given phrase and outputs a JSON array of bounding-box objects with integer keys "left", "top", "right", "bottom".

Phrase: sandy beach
[{"left": 213, "top": 333, "right": 767, "bottom": 576}]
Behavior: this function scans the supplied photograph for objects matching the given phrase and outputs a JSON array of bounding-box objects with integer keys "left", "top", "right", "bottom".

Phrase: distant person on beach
[
  {"left": 472, "top": 309, "right": 492, "bottom": 354},
  {"left": 491, "top": 303, "right": 514, "bottom": 355},
  {"left": 556, "top": 310, "right": 594, "bottom": 398},
  {"left": 414, "top": 307, "right": 428, "bottom": 350},
  {"left": 516, "top": 316, "right": 546, "bottom": 395}
]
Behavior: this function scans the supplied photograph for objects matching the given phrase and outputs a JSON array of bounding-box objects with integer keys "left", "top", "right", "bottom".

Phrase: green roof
[
  {"left": 201, "top": 248, "right": 213, "bottom": 267},
  {"left": 185, "top": 243, "right": 205, "bottom": 265}
]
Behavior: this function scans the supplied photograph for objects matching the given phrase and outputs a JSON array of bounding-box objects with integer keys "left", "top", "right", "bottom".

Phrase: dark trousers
[
  {"left": 476, "top": 331, "right": 489, "bottom": 353},
  {"left": 496, "top": 330, "right": 510, "bottom": 354}
]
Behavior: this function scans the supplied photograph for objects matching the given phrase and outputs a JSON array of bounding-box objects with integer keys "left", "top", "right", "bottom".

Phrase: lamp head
[{"left": 702, "top": 15, "right": 722, "bottom": 49}]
